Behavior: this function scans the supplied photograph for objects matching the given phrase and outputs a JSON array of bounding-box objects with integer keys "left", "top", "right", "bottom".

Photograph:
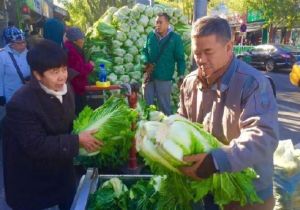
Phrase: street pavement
[
  {"left": 0, "top": 70, "right": 299, "bottom": 210},
  {"left": 267, "top": 71, "right": 300, "bottom": 144}
]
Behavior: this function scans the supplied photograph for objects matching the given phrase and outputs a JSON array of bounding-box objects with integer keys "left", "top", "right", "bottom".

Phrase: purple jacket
[{"left": 64, "top": 41, "right": 93, "bottom": 95}]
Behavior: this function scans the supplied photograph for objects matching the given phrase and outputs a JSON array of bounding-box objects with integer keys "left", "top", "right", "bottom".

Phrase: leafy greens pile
[
  {"left": 135, "top": 114, "right": 262, "bottom": 209},
  {"left": 87, "top": 176, "right": 163, "bottom": 210},
  {"left": 73, "top": 96, "right": 138, "bottom": 168},
  {"left": 84, "top": 4, "right": 192, "bottom": 111}
]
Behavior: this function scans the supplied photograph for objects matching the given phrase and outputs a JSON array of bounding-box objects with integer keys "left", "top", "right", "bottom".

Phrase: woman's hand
[
  {"left": 79, "top": 129, "right": 103, "bottom": 153},
  {"left": 89, "top": 61, "right": 95, "bottom": 68}
]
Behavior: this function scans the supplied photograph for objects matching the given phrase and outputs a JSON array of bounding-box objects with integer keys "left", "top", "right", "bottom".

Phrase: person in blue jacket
[
  {"left": 43, "top": 17, "right": 65, "bottom": 47},
  {"left": 0, "top": 27, "right": 30, "bottom": 107}
]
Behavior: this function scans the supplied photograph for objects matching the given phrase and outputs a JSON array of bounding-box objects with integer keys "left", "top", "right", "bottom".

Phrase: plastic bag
[{"left": 274, "top": 140, "right": 300, "bottom": 210}]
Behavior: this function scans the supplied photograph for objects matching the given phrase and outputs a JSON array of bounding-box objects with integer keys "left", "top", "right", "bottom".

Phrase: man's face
[
  {"left": 34, "top": 66, "right": 68, "bottom": 91},
  {"left": 192, "top": 34, "right": 233, "bottom": 78},
  {"left": 10, "top": 40, "right": 27, "bottom": 53},
  {"left": 155, "top": 16, "right": 169, "bottom": 35}
]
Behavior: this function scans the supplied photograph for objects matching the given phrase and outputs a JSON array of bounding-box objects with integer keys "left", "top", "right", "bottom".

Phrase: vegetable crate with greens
[
  {"left": 73, "top": 96, "right": 139, "bottom": 171},
  {"left": 135, "top": 113, "right": 262, "bottom": 209},
  {"left": 72, "top": 172, "right": 203, "bottom": 210},
  {"left": 84, "top": 3, "right": 192, "bottom": 111}
]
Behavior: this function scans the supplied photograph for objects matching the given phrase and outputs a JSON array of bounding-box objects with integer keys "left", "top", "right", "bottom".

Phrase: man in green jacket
[{"left": 143, "top": 12, "right": 186, "bottom": 115}]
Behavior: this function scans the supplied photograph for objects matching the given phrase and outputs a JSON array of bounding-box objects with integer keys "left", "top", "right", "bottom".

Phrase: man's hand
[
  {"left": 79, "top": 129, "right": 103, "bottom": 153},
  {"left": 180, "top": 153, "right": 217, "bottom": 180},
  {"left": 144, "top": 63, "right": 154, "bottom": 74},
  {"left": 89, "top": 61, "right": 95, "bottom": 68},
  {"left": 177, "top": 77, "right": 184, "bottom": 88}
]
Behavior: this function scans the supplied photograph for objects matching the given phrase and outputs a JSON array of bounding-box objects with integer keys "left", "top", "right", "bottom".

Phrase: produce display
[
  {"left": 135, "top": 113, "right": 262, "bottom": 209},
  {"left": 84, "top": 3, "right": 192, "bottom": 110},
  {"left": 273, "top": 140, "right": 300, "bottom": 210},
  {"left": 73, "top": 5, "right": 265, "bottom": 208},
  {"left": 87, "top": 176, "right": 163, "bottom": 210},
  {"left": 73, "top": 96, "right": 138, "bottom": 168}
]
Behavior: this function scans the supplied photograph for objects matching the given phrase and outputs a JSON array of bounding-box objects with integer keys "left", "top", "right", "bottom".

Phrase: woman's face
[
  {"left": 74, "top": 39, "right": 84, "bottom": 49},
  {"left": 10, "top": 40, "right": 27, "bottom": 53},
  {"left": 34, "top": 66, "right": 68, "bottom": 91}
]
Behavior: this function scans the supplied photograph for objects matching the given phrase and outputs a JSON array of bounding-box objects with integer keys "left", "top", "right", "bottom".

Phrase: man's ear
[
  {"left": 226, "top": 40, "right": 234, "bottom": 53},
  {"left": 32, "top": 71, "right": 42, "bottom": 81}
]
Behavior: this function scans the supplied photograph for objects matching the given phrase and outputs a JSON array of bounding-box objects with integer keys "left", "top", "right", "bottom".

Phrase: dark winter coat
[{"left": 3, "top": 78, "right": 79, "bottom": 210}]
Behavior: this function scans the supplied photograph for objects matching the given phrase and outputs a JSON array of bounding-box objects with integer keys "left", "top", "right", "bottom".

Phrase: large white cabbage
[
  {"left": 107, "top": 73, "right": 118, "bottom": 83},
  {"left": 115, "top": 31, "right": 127, "bottom": 42},
  {"left": 118, "top": 6, "right": 130, "bottom": 15},
  {"left": 136, "top": 38, "right": 145, "bottom": 49},
  {"left": 113, "top": 66, "right": 125, "bottom": 75},
  {"left": 145, "top": 26, "right": 153, "bottom": 34},
  {"left": 118, "top": 23, "right": 130, "bottom": 33},
  {"left": 128, "top": 19, "right": 137, "bottom": 29},
  {"left": 128, "top": 46, "right": 139, "bottom": 56},
  {"left": 149, "top": 17, "right": 156, "bottom": 27},
  {"left": 135, "top": 25, "right": 144, "bottom": 33},
  {"left": 179, "top": 15, "right": 189, "bottom": 24},
  {"left": 124, "top": 54, "right": 134, "bottom": 63},
  {"left": 114, "top": 57, "right": 124, "bottom": 65},
  {"left": 113, "top": 48, "right": 126, "bottom": 57},
  {"left": 127, "top": 30, "right": 139, "bottom": 41},
  {"left": 124, "top": 63, "right": 134, "bottom": 72},
  {"left": 139, "top": 15, "right": 149, "bottom": 27},
  {"left": 119, "top": 75, "right": 130, "bottom": 83},
  {"left": 132, "top": 3, "right": 146, "bottom": 13},
  {"left": 129, "top": 71, "right": 142, "bottom": 80},
  {"left": 112, "top": 40, "right": 123, "bottom": 48},
  {"left": 124, "top": 39, "right": 133, "bottom": 48},
  {"left": 165, "top": 7, "right": 174, "bottom": 17},
  {"left": 153, "top": 6, "right": 163, "bottom": 15},
  {"left": 145, "top": 7, "right": 154, "bottom": 17}
]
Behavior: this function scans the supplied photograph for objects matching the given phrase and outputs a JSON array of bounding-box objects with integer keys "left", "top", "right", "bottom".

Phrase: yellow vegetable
[{"left": 290, "top": 64, "right": 300, "bottom": 87}]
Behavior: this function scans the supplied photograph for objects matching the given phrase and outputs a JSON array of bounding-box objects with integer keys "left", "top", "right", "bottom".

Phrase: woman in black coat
[{"left": 3, "top": 40, "right": 102, "bottom": 210}]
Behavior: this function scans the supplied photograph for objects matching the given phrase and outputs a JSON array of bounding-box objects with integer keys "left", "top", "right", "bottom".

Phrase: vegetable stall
[
  {"left": 84, "top": 3, "right": 192, "bottom": 111},
  {"left": 70, "top": 3, "right": 263, "bottom": 210},
  {"left": 71, "top": 96, "right": 262, "bottom": 209}
]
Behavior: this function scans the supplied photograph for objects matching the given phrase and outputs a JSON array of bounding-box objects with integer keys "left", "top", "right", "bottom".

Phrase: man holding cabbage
[
  {"left": 143, "top": 12, "right": 186, "bottom": 115},
  {"left": 178, "top": 16, "right": 279, "bottom": 210}
]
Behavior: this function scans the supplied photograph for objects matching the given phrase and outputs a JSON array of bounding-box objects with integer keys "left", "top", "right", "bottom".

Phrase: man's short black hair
[
  {"left": 27, "top": 39, "right": 67, "bottom": 74},
  {"left": 157, "top": 12, "right": 170, "bottom": 22},
  {"left": 192, "top": 16, "right": 232, "bottom": 43}
]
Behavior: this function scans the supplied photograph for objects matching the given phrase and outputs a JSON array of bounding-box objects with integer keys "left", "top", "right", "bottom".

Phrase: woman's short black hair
[{"left": 27, "top": 39, "right": 67, "bottom": 74}]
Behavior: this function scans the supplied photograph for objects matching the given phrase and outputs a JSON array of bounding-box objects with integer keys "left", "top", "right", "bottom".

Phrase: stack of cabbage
[
  {"left": 135, "top": 113, "right": 262, "bottom": 209},
  {"left": 273, "top": 140, "right": 300, "bottom": 210},
  {"left": 85, "top": 4, "right": 192, "bottom": 109}
]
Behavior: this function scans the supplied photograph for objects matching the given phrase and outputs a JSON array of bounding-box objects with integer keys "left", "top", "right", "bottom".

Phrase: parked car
[{"left": 237, "top": 44, "right": 297, "bottom": 72}]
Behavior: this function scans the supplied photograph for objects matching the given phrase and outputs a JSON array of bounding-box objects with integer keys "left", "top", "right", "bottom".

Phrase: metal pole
[
  {"left": 135, "top": 0, "right": 153, "bottom": 6},
  {"left": 193, "top": 0, "right": 207, "bottom": 22},
  {"left": 191, "top": 0, "right": 208, "bottom": 70}
]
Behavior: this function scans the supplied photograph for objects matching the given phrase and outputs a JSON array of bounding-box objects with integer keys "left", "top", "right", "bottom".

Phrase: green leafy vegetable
[
  {"left": 135, "top": 113, "right": 262, "bottom": 209},
  {"left": 87, "top": 178, "right": 128, "bottom": 210},
  {"left": 73, "top": 96, "right": 138, "bottom": 168}
]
